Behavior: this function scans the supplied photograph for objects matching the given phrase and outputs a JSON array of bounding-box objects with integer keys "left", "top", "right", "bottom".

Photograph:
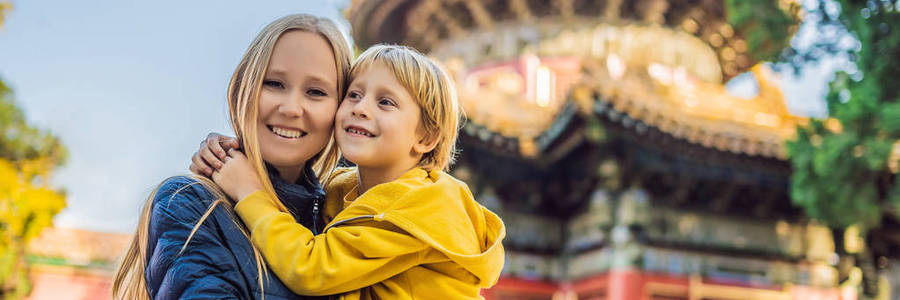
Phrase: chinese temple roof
[
  {"left": 578, "top": 62, "right": 807, "bottom": 159},
  {"left": 347, "top": 0, "right": 806, "bottom": 161},
  {"left": 348, "top": 0, "right": 800, "bottom": 81}
]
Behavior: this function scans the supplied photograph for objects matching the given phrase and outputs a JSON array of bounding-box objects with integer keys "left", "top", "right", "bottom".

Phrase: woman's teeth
[
  {"left": 270, "top": 126, "right": 304, "bottom": 138},
  {"left": 347, "top": 128, "right": 374, "bottom": 137}
]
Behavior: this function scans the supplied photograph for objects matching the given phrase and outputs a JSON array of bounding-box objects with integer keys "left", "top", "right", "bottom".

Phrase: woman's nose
[{"left": 278, "top": 94, "right": 304, "bottom": 118}]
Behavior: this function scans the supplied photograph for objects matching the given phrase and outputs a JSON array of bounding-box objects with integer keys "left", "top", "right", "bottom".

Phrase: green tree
[
  {"left": 788, "top": 0, "right": 900, "bottom": 231},
  {"left": 724, "top": 0, "right": 801, "bottom": 63},
  {"left": 0, "top": 4, "right": 68, "bottom": 299},
  {"left": 785, "top": 0, "right": 900, "bottom": 297}
]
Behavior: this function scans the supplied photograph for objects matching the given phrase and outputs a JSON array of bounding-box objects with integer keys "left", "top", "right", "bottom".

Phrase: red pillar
[{"left": 607, "top": 269, "right": 643, "bottom": 300}]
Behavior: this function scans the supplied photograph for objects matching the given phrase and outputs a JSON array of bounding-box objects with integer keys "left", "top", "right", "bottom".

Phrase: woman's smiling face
[{"left": 256, "top": 30, "right": 339, "bottom": 176}]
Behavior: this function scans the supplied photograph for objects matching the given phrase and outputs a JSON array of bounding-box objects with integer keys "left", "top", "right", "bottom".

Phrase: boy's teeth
[
  {"left": 272, "top": 126, "right": 302, "bottom": 138},
  {"left": 348, "top": 128, "right": 373, "bottom": 137}
]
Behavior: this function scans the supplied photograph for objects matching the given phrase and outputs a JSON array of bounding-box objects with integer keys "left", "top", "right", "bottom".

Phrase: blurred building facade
[
  {"left": 24, "top": 227, "right": 129, "bottom": 300},
  {"left": 345, "top": 0, "right": 859, "bottom": 299}
]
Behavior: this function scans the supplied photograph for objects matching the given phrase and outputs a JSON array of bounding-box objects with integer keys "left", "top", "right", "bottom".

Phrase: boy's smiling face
[{"left": 336, "top": 63, "right": 434, "bottom": 171}]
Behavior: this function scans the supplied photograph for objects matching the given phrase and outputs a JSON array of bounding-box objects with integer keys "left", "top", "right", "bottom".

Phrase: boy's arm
[{"left": 235, "top": 190, "right": 427, "bottom": 296}]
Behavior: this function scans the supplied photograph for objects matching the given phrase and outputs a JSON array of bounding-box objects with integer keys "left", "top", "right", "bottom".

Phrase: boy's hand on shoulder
[
  {"left": 190, "top": 132, "right": 239, "bottom": 177},
  {"left": 212, "top": 149, "right": 264, "bottom": 201}
]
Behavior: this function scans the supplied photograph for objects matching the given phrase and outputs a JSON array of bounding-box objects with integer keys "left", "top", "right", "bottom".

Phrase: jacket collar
[{"left": 266, "top": 163, "right": 325, "bottom": 217}]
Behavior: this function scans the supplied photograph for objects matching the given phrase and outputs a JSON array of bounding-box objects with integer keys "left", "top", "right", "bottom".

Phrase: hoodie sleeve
[{"left": 235, "top": 190, "right": 428, "bottom": 296}]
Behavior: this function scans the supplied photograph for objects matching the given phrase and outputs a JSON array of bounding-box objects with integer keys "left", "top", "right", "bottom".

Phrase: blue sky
[
  {"left": 0, "top": 0, "right": 350, "bottom": 232},
  {"left": 1, "top": 0, "right": 837, "bottom": 233}
]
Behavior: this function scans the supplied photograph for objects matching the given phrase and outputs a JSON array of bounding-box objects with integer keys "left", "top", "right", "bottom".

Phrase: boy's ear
[{"left": 413, "top": 133, "right": 439, "bottom": 155}]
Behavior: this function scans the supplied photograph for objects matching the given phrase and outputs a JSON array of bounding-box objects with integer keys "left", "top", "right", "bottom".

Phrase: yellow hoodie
[{"left": 234, "top": 167, "right": 506, "bottom": 299}]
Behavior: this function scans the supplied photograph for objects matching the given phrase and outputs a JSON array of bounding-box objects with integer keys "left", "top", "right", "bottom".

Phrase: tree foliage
[
  {"left": 725, "top": 0, "right": 802, "bottom": 62},
  {"left": 0, "top": 4, "right": 68, "bottom": 299},
  {"left": 786, "top": 0, "right": 900, "bottom": 231}
]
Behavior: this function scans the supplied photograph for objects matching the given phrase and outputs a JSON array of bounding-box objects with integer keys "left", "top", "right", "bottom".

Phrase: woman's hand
[
  {"left": 213, "top": 149, "right": 264, "bottom": 201},
  {"left": 190, "top": 132, "right": 239, "bottom": 177}
]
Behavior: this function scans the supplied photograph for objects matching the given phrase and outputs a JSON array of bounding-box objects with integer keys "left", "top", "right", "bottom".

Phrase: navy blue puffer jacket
[{"left": 144, "top": 165, "right": 329, "bottom": 299}]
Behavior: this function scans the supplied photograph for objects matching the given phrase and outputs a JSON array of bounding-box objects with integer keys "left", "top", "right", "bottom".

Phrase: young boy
[{"left": 203, "top": 45, "right": 505, "bottom": 299}]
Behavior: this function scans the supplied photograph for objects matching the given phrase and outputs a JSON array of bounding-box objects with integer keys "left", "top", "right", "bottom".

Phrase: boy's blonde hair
[{"left": 350, "top": 44, "right": 462, "bottom": 171}]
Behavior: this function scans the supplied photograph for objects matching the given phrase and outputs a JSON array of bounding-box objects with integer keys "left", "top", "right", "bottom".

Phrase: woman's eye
[
  {"left": 263, "top": 80, "right": 284, "bottom": 89},
  {"left": 307, "top": 89, "right": 327, "bottom": 97}
]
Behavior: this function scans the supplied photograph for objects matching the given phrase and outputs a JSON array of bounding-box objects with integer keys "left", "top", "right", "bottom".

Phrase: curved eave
[
  {"left": 346, "top": 0, "right": 794, "bottom": 82},
  {"left": 459, "top": 62, "right": 805, "bottom": 161}
]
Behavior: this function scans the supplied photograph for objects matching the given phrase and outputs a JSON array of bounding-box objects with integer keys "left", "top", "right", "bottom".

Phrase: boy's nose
[
  {"left": 351, "top": 108, "right": 369, "bottom": 119},
  {"left": 350, "top": 99, "right": 371, "bottom": 119}
]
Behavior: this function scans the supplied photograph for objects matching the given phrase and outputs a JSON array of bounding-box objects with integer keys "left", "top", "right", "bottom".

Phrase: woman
[{"left": 112, "top": 14, "right": 352, "bottom": 299}]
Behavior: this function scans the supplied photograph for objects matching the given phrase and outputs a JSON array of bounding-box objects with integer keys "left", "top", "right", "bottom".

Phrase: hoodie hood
[{"left": 326, "top": 168, "right": 507, "bottom": 288}]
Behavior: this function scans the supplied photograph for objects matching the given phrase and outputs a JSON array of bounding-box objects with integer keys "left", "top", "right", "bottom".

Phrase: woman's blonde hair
[
  {"left": 112, "top": 14, "right": 352, "bottom": 300},
  {"left": 350, "top": 44, "right": 462, "bottom": 171}
]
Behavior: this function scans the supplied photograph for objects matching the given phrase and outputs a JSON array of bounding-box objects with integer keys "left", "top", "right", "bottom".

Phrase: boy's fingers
[
  {"left": 192, "top": 152, "right": 213, "bottom": 176},
  {"left": 227, "top": 148, "right": 242, "bottom": 159},
  {"left": 189, "top": 164, "right": 210, "bottom": 177},
  {"left": 200, "top": 147, "right": 223, "bottom": 169},
  {"left": 206, "top": 136, "right": 227, "bottom": 160},
  {"left": 206, "top": 132, "right": 221, "bottom": 141},
  {"left": 223, "top": 138, "right": 239, "bottom": 149},
  {"left": 213, "top": 144, "right": 227, "bottom": 160}
]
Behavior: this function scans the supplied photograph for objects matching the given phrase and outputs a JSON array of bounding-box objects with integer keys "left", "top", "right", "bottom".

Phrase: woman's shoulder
[
  {"left": 151, "top": 175, "right": 221, "bottom": 221},
  {"left": 145, "top": 176, "right": 234, "bottom": 256}
]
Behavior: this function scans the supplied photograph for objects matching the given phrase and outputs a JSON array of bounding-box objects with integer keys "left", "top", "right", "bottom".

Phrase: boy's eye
[
  {"left": 263, "top": 80, "right": 284, "bottom": 89},
  {"left": 347, "top": 91, "right": 362, "bottom": 100},
  {"left": 378, "top": 98, "right": 397, "bottom": 107},
  {"left": 307, "top": 89, "right": 327, "bottom": 97}
]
